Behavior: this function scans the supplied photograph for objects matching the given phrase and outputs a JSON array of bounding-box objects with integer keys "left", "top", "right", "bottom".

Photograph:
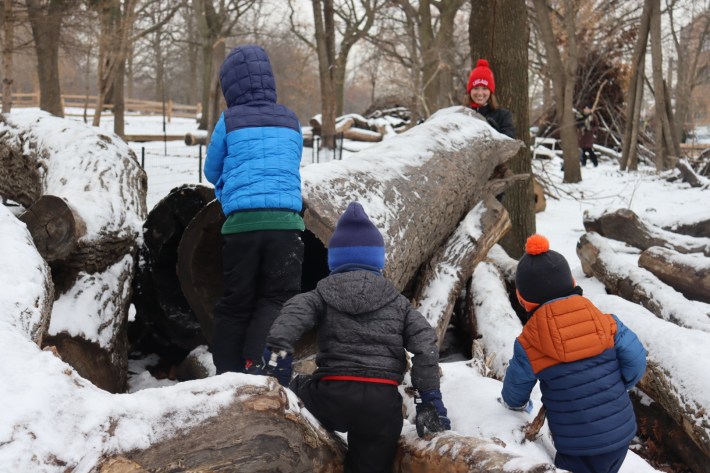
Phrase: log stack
[{"left": 0, "top": 112, "right": 147, "bottom": 393}]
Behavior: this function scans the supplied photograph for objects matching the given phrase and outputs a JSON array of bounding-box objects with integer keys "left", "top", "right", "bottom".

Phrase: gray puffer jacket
[{"left": 267, "top": 270, "right": 440, "bottom": 392}]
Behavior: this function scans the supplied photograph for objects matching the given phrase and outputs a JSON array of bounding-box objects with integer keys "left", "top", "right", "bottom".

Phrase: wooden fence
[{"left": 10, "top": 93, "right": 200, "bottom": 122}]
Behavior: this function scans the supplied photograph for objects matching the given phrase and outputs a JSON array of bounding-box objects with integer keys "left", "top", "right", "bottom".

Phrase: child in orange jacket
[{"left": 501, "top": 234, "right": 647, "bottom": 473}]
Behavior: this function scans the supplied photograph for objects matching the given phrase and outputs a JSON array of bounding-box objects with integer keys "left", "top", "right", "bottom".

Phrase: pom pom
[
  {"left": 476, "top": 59, "right": 489, "bottom": 68},
  {"left": 525, "top": 234, "right": 549, "bottom": 255}
]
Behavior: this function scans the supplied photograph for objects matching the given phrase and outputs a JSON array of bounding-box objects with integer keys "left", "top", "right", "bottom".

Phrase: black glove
[
  {"left": 486, "top": 116, "right": 499, "bottom": 131},
  {"left": 415, "top": 389, "right": 451, "bottom": 438},
  {"left": 262, "top": 348, "right": 293, "bottom": 387}
]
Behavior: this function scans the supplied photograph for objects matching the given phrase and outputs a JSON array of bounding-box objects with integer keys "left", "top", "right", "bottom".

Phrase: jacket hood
[
  {"left": 316, "top": 271, "right": 401, "bottom": 314},
  {"left": 220, "top": 44, "right": 277, "bottom": 107},
  {"left": 518, "top": 295, "right": 616, "bottom": 372}
]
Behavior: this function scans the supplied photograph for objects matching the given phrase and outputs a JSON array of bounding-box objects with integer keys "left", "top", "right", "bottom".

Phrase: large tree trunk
[
  {"left": 312, "top": 0, "right": 337, "bottom": 149},
  {"left": 576, "top": 232, "right": 710, "bottom": 333},
  {"left": 26, "top": 0, "right": 65, "bottom": 117},
  {"left": 638, "top": 246, "right": 710, "bottom": 303},
  {"left": 583, "top": 208, "right": 710, "bottom": 256},
  {"left": 469, "top": 0, "right": 535, "bottom": 258}
]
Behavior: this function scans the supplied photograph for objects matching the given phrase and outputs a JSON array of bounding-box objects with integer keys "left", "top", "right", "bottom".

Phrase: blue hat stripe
[{"left": 328, "top": 246, "right": 385, "bottom": 271}]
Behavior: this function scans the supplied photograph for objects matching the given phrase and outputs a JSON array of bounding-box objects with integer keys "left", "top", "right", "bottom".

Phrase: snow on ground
[{"left": 3, "top": 109, "right": 706, "bottom": 471}]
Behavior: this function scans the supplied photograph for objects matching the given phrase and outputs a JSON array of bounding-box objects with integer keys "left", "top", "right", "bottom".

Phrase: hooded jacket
[
  {"left": 267, "top": 270, "right": 440, "bottom": 392},
  {"left": 204, "top": 44, "right": 303, "bottom": 216},
  {"left": 501, "top": 295, "right": 647, "bottom": 456}
]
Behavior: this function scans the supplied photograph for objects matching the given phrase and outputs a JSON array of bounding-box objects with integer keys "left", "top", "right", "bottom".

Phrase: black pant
[
  {"left": 211, "top": 230, "right": 303, "bottom": 374},
  {"left": 580, "top": 147, "right": 598, "bottom": 166},
  {"left": 291, "top": 376, "right": 404, "bottom": 473}
]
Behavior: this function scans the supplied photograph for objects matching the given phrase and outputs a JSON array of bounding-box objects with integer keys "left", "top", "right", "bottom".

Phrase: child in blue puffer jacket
[
  {"left": 205, "top": 44, "right": 304, "bottom": 376},
  {"left": 501, "top": 234, "right": 647, "bottom": 473}
]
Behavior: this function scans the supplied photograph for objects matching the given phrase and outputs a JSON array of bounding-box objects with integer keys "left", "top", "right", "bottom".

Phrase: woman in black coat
[{"left": 466, "top": 59, "right": 516, "bottom": 139}]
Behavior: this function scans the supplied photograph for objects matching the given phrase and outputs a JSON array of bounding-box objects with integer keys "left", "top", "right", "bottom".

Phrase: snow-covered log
[
  {"left": 134, "top": 184, "right": 214, "bottom": 354},
  {"left": 43, "top": 255, "right": 135, "bottom": 393},
  {"left": 184, "top": 131, "right": 208, "bottom": 146},
  {"left": 576, "top": 232, "right": 710, "bottom": 333},
  {"left": 0, "top": 116, "right": 42, "bottom": 207},
  {"left": 104, "top": 379, "right": 347, "bottom": 472},
  {"left": 661, "top": 212, "right": 710, "bottom": 239},
  {"left": 0, "top": 205, "right": 53, "bottom": 346},
  {"left": 343, "top": 126, "right": 382, "bottom": 142},
  {"left": 301, "top": 106, "right": 523, "bottom": 291},
  {"left": 638, "top": 246, "right": 710, "bottom": 303},
  {"left": 583, "top": 208, "right": 710, "bottom": 256},
  {"left": 394, "top": 427, "right": 560, "bottom": 472},
  {"left": 676, "top": 159, "right": 708, "bottom": 188},
  {"left": 593, "top": 296, "right": 710, "bottom": 467},
  {"left": 413, "top": 196, "right": 511, "bottom": 347},
  {"left": 18, "top": 195, "right": 86, "bottom": 263},
  {"left": 0, "top": 112, "right": 147, "bottom": 291}
]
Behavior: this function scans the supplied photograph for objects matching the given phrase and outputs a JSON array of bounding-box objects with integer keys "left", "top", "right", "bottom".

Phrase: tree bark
[
  {"left": 576, "top": 232, "right": 710, "bottom": 333},
  {"left": 649, "top": 0, "right": 676, "bottom": 170},
  {"left": 312, "top": 0, "right": 337, "bottom": 149},
  {"left": 26, "top": 0, "right": 66, "bottom": 117},
  {"left": 531, "top": 0, "right": 581, "bottom": 183},
  {"left": 583, "top": 208, "right": 710, "bottom": 256},
  {"left": 103, "top": 380, "right": 348, "bottom": 471},
  {"left": 2, "top": 0, "right": 13, "bottom": 113},
  {"left": 638, "top": 246, "right": 710, "bottom": 303},
  {"left": 620, "top": 0, "right": 652, "bottom": 171},
  {"left": 469, "top": 0, "right": 535, "bottom": 258},
  {"left": 412, "top": 196, "right": 512, "bottom": 347}
]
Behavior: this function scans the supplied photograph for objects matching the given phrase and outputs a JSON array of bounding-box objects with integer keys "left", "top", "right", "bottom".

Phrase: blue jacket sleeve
[
  {"left": 501, "top": 340, "right": 537, "bottom": 408},
  {"left": 612, "top": 314, "right": 647, "bottom": 390},
  {"left": 204, "top": 113, "right": 227, "bottom": 186}
]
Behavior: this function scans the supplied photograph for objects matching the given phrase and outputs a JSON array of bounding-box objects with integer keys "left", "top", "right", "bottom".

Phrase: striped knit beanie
[{"left": 328, "top": 202, "right": 385, "bottom": 271}]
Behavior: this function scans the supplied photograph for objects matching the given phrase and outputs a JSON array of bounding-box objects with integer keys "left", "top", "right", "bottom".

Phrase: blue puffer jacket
[
  {"left": 501, "top": 296, "right": 647, "bottom": 456},
  {"left": 204, "top": 44, "right": 303, "bottom": 216}
]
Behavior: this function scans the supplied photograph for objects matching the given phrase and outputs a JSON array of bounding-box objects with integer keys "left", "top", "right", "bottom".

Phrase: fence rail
[{"left": 10, "top": 93, "right": 200, "bottom": 122}]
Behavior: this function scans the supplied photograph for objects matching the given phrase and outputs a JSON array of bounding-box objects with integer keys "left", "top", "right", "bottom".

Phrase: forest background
[{"left": 1, "top": 0, "right": 709, "bottom": 257}]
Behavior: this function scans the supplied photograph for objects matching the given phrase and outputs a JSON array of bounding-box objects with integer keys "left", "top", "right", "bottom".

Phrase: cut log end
[{"left": 19, "top": 195, "right": 86, "bottom": 262}]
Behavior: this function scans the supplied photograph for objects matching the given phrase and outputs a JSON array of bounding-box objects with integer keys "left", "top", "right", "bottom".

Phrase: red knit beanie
[{"left": 466, "top": 59, "right": 496, "bottom": 94}]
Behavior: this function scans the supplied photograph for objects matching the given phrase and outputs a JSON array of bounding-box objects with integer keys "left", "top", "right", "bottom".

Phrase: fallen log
[
  {"left": 0, "top": 205, "right": 54, "bottom": 346},
  {"left": 0, "top": 112, "right": 146, "bottom": 391},
  {"left": 133, "top": 184, "right": 215, "bottom": 355},
  {"left": 412, "top": 196, "right": 511, "bottom": 347},
  {"left": 583, "top": 208, "right": 710, "bottom": 256},
  {"left": 111, "top": 379, "right": 348, "bottom": 472},
  {"left": 662, "top": 214, "right": 710, "bottom": 239},
  {"left": 19, "top": 195, "right": 86, "bottom": 263},
  {"left": 342, "top": 127, "right": 382, "bottom": 142},
  {"left": 394, "top": 427, "right": 560, "bottom": 472},
  {"left": 676, "top": 159, "right": 707, "bottom": 188},
  {"left": 44, "top": 255, "right": 135, "bottom": 393},
  {"left": 184, "top": 132, "right": 208, "bottom": 146},
  {"left": 576, "top": 232, "right": 710, "bottom": 332},
  {"left": 638, "top": 246, "right": 710, "bottom": 303},
  {"left": 0, "top": 116, "right": 42, "bottom": 208},
  {"left": 585, "top": 292, "right": 710, "bottom": 470},
  {"left": 301, "top": 106, "right": 523, "bottom": 292}
]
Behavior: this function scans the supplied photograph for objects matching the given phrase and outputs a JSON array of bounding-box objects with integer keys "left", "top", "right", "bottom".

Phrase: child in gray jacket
[{"left": 266, "top": 201, "right": 449, "bottom": 473}]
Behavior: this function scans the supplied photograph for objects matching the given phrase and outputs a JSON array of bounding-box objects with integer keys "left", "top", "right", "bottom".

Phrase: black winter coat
[
  {"left": 267, "top": 270, "right": 441, "bottom": 392},
  {"left": 474, "top": 104, "right": 516, "bottom": 138}
]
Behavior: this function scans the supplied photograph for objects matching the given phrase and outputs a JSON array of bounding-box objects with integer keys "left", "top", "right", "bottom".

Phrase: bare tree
[
  {"left": 288, "top": 0, "right": 383, "bottom": 149},
  {"left": 1, "top": 0, "right": 14, "bottom": 113},
  {"left": 668, "top": 1, "right": 709, "bottom": 144},
  {"left": 90, "top": 0, "right": 183, "bottom": 137},
  {"left": 469, "top": 0, "right": 534, "bottom": 258},
  {"left": 26, "top": 0, "right": 73, "bottom": 117},
  {"left": 531, "top": 0, "right": 582, "bottom": 183},
  {"left": 192, "top": 0, "right": 257, "bottom": 132}
]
